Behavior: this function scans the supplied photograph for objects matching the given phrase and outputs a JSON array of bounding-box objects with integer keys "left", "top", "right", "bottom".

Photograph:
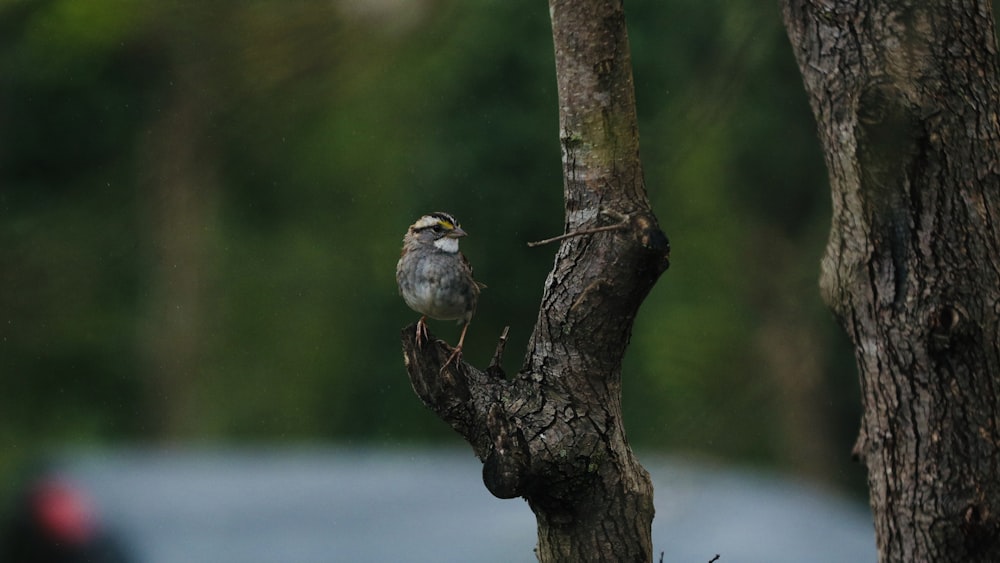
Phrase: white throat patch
[{"left": 434, "top": 237, "right": 460, "bottom": 253}]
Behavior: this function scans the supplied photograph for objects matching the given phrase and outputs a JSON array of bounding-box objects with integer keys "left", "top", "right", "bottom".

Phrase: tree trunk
[
  {"left": 400, "top": 0, "right": 669, "bottom": 560},
  {"left": 782, "top": 2, "right": 1000, "bottom": 561},
  {"left": 138, "top": 63, "right": 218, "bottom": 441}
]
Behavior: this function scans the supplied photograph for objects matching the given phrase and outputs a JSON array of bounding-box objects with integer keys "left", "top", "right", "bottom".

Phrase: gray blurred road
[{"left": 48, "top": 447, "right": 875, "bottom": 563}]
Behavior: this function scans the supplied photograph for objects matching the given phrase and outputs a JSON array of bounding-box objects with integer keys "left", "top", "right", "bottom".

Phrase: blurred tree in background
[{"left": 0, "top": 0, "right": 862, "bottom": 492}]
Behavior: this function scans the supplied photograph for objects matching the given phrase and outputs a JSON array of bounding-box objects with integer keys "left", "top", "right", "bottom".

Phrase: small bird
[{"left": 397, "top": 212, "right": 482, "bottom": 369}]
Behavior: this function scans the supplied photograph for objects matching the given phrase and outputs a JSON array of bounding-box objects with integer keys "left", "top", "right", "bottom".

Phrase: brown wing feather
[{"left": 461, "top": 252, "right": 486, "bottom": 289}]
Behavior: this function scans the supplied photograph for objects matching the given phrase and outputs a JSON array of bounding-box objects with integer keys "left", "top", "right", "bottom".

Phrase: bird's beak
[{"left": 447, "top": 227, "right": 468, "bottom": 238}]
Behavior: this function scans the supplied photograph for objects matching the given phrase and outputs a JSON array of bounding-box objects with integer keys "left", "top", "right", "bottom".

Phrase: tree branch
[
  {"left": 401, "top": 1, "right": 669, "bottom": 560},
  {"left": 527, "top": 215, "right": 630, "bottom": 247}
]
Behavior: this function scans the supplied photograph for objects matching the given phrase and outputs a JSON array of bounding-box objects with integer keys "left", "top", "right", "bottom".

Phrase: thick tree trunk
[
  {"left": 782, "top": 2, "right": 1000, "bottom": 561},
  {"left": 401, "top": 0, "right": 669, "bottom": 561}
]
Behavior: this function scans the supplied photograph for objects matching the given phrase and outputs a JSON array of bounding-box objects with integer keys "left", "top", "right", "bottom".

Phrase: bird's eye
[{"left": 431, "top": 225, "right": 444, "bottom": 233}]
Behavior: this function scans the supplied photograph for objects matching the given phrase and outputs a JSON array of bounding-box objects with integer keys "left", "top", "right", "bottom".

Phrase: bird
[{"left": 397, "top": 212, "right": 483, "bottom": 370}]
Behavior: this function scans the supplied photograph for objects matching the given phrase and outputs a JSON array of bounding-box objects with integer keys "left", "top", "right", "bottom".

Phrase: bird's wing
[{"left": 461, "top": 252, "right": 486, "bottom": 289}]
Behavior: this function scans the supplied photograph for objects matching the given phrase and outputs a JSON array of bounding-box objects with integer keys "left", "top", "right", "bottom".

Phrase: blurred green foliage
[{"left": 0, "top": 0, "right": 863, "bottom": 491}]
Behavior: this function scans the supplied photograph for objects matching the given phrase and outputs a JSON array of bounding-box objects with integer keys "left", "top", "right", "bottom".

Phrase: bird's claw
[
  {"left": 440, "top": 346, "right": 463, "bottom": 374},
  {"left": 415, "top": 318, "right": 429, "bottom": 348}
]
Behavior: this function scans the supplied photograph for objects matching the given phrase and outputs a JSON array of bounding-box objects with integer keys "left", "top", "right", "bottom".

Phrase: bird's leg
[
  {"left": 440, "top": 322, "right": 470, "bottom": 373},
  {"left": 415, "top": 316, "right": 429, "bottom": 348}
]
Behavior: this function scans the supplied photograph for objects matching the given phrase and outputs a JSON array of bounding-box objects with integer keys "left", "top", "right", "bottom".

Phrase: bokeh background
[{"left": 1, "top": 0, "right": 866, "bottom": 497}]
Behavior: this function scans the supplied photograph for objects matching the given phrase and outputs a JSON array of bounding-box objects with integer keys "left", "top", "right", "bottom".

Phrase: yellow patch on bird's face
[{"left": 413, "top": 213, "right": 458, "bottom": 232}]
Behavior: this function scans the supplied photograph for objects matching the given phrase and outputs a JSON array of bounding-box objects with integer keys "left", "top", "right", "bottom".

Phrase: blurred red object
[
  {"left": 1, "top": 473, "right": 132, "bottom": 563},
  {"left": 31, "top": 478, "right": 98, "bottom": 546}
]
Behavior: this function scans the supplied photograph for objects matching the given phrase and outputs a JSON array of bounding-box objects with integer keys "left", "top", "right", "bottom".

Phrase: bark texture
[
  {"left": 782, "top": 2, "right": 1000, "bottom": 561},
  {"left": 401, "top": 0, "right": 669, "bottom": 561}
]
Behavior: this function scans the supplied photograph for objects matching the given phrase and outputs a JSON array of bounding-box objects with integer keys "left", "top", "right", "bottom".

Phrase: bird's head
[{"left": 407, "top": 212, "right": 467, "bottom": 253}]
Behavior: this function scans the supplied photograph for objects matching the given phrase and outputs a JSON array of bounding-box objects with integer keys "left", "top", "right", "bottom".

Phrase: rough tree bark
[
  {"left": 782, "top": 2, "right": 1000, "bottom": 561},
  {"left": 400, "top": 0, "right": 669, "bottom": 561}
]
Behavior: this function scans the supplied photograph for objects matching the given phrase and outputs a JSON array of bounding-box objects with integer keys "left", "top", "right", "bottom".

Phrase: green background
[{"left": 1, "top": 0, "right": 867, "bottom": 494}]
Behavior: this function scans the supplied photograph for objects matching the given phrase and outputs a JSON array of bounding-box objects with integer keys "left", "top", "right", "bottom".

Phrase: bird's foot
[
  {"left": 440, "top": 321, "right": 470, "bottom": 374},
  {"left": 415, "top": 317, "right": 429, "bottom": 348},
  {"left": 440, "top": 345, "right": 463, "bottom": 374}
]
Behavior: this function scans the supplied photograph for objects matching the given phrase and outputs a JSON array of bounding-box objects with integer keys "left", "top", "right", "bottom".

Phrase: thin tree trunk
[
  {"left": 401, "top": 0, "right": 669, "bottom": 560},
  {"left": 782, "top": 2, "right": 1000, "bottom": 561},
  {"left": 138, "top": 70, "right": 217, "bottom": 440}
]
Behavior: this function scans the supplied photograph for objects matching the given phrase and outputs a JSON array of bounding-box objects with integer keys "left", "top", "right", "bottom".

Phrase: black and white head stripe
[{"left": 413, "top": 212, "right": 460, "bottom": 232}]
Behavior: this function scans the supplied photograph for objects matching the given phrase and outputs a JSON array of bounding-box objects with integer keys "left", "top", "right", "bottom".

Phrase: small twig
[
  {"left": 486, "top": 326, "right": 510, "bottom": 379},
  {"left": 491, "top": 326, "right": 510, "bottom": 366},
  {"left": 527, "top": 221, "right": 628, "bottom": 247}
]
